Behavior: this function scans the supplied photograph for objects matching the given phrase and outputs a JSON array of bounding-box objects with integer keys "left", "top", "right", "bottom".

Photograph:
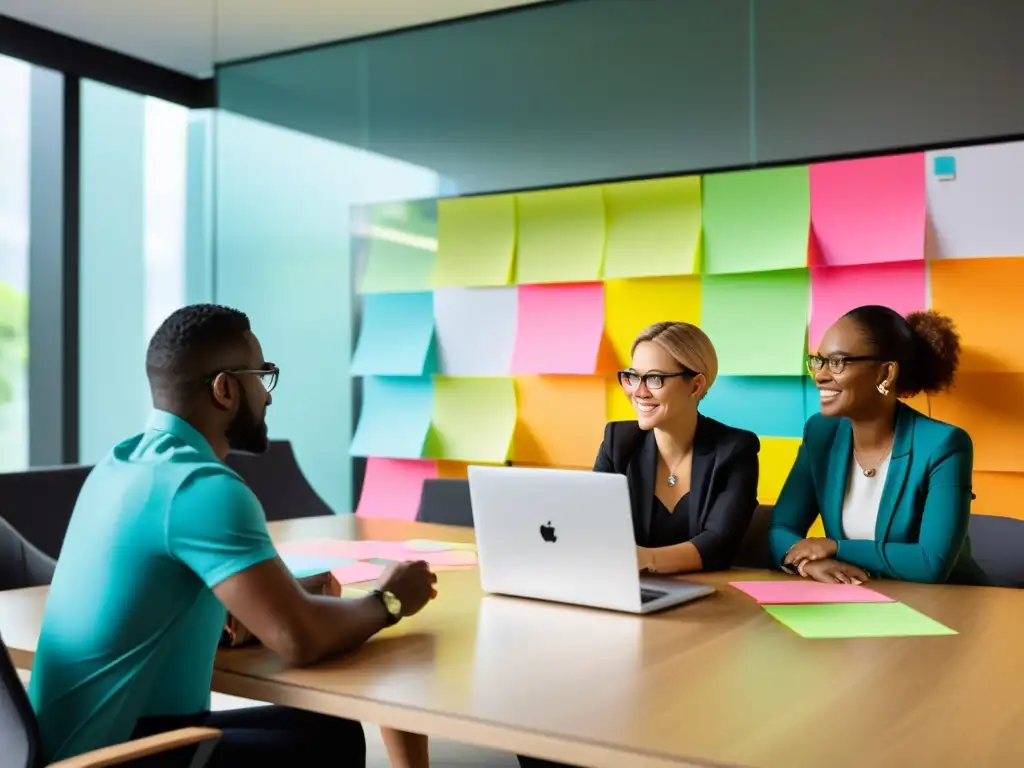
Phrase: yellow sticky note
[
  {"left": 512, "top": 376, "right": 607, "bottom": 468},
  {"left": 758, "top": 437, "right": 801, "bottom": 504},
  {"left": 514, "top": 186, "right": 605, "bottom": 284},
  {"left": 606, "top": 375, "right": 637, "bottom": 422},
  {"left": 604, "top": 276, "right": 702, "bottom": 367},
  {"left": 603, "top": 176, "right": 701, "bottom": 278},
  {"left": 426, "top": 377, "right": 517, "bottom": 463},
  {"left": 432, "top": 195, "right": 516, "bottom": 287}
]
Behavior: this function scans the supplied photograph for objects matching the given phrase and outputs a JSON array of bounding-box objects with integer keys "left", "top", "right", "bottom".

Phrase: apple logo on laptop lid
[{"left": 539, "top": 521, "right": 557, "bottom": 542}]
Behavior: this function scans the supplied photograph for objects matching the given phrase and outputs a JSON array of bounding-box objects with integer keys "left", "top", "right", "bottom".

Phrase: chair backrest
[
  {"left": 0, "top": 516, "right": 56, "bottom": 591},
  {"left": 732, "top": 504, "right": 774, "bottom": 570},
  {"left": 0, "top": 631, "right": 40, "bottom": 768},
  {"left": 416, "top": 478, "right": 474, "bottom": 527},
  {"left": 225, "top": 441, "right": 335, "bottom": 521},
  {"left": 0, "top": 465, "right": 92, "bottom": 560},
  {"left": 969, "top": 514, "right": 1024, "bottom": 588}
]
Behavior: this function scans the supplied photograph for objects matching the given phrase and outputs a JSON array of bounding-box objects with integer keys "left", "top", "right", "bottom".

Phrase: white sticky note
[{"left": 433, "top": 286, "right": 517, "bottom": 375}]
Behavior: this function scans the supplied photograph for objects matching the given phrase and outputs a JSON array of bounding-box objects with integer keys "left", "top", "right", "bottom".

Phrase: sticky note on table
[
  {"left": 426, "top": 377, "right": 517, "bottom": 463},
  {"left": 602, "top": 176, "right": 701, "bottom": 278},
  {"left": 701, "top": 376, "right": 806, "bottom": 438},
  {"left": 930, "top": 258, "right": 1024, "bottom": 373},
  {"left": 404, "top": 539, "right": 477, "bottom": 552},
  {"left": 758, "top": 437, "right": 801, "bottom": 503},
  {"left": 809, "top": 261, "right": 926, "bottom": 350},
  {"left": 283, "top": 554, "right": 357, "bottom": 579},
  {"left": 514, "top": 186, "right": 605, "bottom": 284},
  {"left": 332, "top": 561, "right": 387, "bottom": 586},
  {"left": 604, "top": 277, "right": 702, "bottom": 367},
  {"left": 350, "top": 376, "right": 433, "bottom": 458},
  {"left": 930, "top": 373, "right": 1024, "bottom": 472},
  {"left": 512, "top": 375, "right": 607, "bottom": 468},
  {"left": 701, "top": 270, "right": 809, "bottom": 376},
  {"left": 763, "top": 602, "right": 956, "bottom": 639},
  {"left": 432, "top": 195, "right": 515, "bottom": 287},
  {"left": 511, "top": 284, "right": 613, "bottom": 374},
  {"left": 351, "top": 292, "right": 436, "bottom": 376},
  {"left": 703, "top": 166, "right": 810, "bottom": 274},
  {"left": 359, "top": 200, "right": 437, "bottom": 293},
  {"left": 926, "top": 142, "right": 1024, "bottom": 259},
  {"left": 433, "top": 286, "right": 517, "bottom": 375},
  {"left": 809, "top": 153, "right": 925, "bottom": 267},
  {"left": 355, "top": 458, "right": 438, "bottom": 520},
  {"left": 731, "top": 581, "right": 893, "bottom": 605}
]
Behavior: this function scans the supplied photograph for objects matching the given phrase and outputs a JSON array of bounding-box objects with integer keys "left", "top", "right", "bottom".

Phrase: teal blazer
[{"left": 768, "top": 402, "right": 988, "bottom": 585}]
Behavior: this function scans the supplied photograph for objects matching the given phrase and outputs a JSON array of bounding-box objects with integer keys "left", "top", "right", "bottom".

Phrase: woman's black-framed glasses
[
  {"left": 617, "top": 370, "right": 694, "bottom": 391},
  {"left": 206, "top": 364, "right": 280, "bottom": 393},
  {"left": 806, "top": 354, "right": 878, "bottom": 376}
]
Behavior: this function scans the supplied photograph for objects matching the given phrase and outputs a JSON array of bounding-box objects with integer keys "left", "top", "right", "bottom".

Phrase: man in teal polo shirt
[{"left": 29, "top": 304, "right": 437, "bottom": 765}]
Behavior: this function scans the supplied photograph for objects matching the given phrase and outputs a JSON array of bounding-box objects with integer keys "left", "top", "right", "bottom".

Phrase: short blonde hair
[{"left": 631, "top": 322, "right": 719, "bottom": 392}]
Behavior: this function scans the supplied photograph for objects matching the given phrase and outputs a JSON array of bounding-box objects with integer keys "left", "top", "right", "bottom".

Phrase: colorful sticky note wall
[{"left": 351, "top": 141, "right": 1024, "bottom": 524}]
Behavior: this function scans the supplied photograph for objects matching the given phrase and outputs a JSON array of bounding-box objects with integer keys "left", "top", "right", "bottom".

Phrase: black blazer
[{"left": 593, "top": 417, "right": 760, "bottom": 571}]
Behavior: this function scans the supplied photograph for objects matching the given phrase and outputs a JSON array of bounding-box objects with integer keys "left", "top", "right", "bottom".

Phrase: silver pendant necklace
[{"left": 666, "top": 455, "right": 687, "bottom": 487}]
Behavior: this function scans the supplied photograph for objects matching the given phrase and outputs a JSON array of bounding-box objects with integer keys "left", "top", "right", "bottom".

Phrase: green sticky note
[
  {"left": 764, "top": 602, "right": 957, "bottom": 639},
  {"left": 603, "top": 176, "right": 702, "bottom": 279},
  {"left": 703, "top": 166, "right": 810, "bottom": 274},
  {"left": 701, "top": 269, "right": 809, "bottom": 376},
  {"left": 426, "top": 377, "right": 517, "bottom": 463},
  {"left": 431, "top": 195, "right": 516, "bottom": 287},
  {"left": 359, "top": 200, "right": 438, "bottom": 294},
  {"left": 514, "top": 185, "right": 606, "bottom": 284}
]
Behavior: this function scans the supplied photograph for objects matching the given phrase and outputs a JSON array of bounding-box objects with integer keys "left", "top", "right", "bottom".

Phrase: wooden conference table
[{"left": 3, "top": 515, "right": 1024, "bottom": 768}]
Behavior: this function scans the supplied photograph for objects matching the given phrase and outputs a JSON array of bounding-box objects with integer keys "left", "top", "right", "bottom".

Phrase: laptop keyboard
[{"left": 640, "top": 587, "right": 667, "bottom": 604}]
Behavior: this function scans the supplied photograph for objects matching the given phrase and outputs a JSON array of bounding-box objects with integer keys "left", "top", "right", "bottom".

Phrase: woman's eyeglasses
[
  {"left": 617, "top": 370, "right": 694, "bottom": 391},
  {"left": 806, "top": 354, "right": 878, "bottom": 375}
]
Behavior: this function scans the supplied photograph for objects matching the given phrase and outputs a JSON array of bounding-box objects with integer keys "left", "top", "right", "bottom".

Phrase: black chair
[
  {"left": 0, "top": 516, "right": 55, "bottom": 591},
  {"left": 969, "top": 514, "right": 1024, "bottom": 588},
  {"left": 225, "top": 441, "right": 335, "bottom": 521},
  {"left": 0, "top": 631, "right": 220, "bottom": 768},
  {"left": 732, "top": 504, "right": 774, "bottom": 570},
  {"left": 0, "top": 466, "right": 92, "bottom": 560},
  {"left": 416, "top": 478, "right": 474, "bottom": 527}
]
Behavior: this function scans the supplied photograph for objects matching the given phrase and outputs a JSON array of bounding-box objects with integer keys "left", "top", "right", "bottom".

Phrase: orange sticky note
[
  {"left": 930, "top": 374, "right": 1024, "bottom": 473},
  {"left": 970, "top": 472, "right": 1024, "bottom": 520},
  {"left": 930, "top": 257, "right": 1024, "bottom": 373},
  {"left": 513, "top": 375, "right": 607, "bottom": 468},
  {"left": 437, "top": 461, "right": 469, "bottom": 479}
]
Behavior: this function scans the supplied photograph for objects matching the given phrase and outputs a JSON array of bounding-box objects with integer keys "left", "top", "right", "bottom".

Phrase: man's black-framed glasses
[
  {"left": 206, "top": 364, "right": 280, "bottom": 393},
  {"left": 617, "top": 369, "right": 694, "bottom": 391},
  {"left": 806, "top": 354, "right": 879, "bottom": 376}
]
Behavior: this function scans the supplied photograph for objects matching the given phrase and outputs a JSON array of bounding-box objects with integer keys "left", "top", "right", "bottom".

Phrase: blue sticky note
[
  {"left": 350, "top": 376, "right": 434, "bottom": 458},
  {"left": 351, "top": 292, "right": 437, "bottom": 376},
  {"left": 282, "top": 554, "right": 356, "bottom": 579},
  {"left": 701, "top": 376, "right": 806, "bottom": 438},
  {"left": 803, "top": 376, "right": 822, "bottom": 421},
  {"left": 933, "top": 155, "right": 956, "bottom": 180}
]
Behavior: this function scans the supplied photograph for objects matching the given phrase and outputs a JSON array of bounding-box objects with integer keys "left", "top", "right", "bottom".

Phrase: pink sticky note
[
  {"left": 730, "top": 580, "right": 894, "bottom": 604},
  {"left": 511, "top": 283, "right": 606, "bottom": 374},
  {"left": 355, "top": 458, "right": 438, "bottom": 520},
  {"left": 808, "top": 261, "right": 927, "bottom": 349},
  {"left": 810, "top": 153, "right": 925, "bottom": 267},
  {"left": 332, "top": 561, "right": 386, "bottom": 585}
]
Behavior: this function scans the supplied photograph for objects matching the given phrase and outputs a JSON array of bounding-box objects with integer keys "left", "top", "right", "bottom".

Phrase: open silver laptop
[{"left": 467, "top": 465, "right": 715, "bottom": 614}]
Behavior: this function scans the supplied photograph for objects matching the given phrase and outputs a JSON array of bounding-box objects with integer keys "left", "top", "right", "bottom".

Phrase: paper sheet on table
[
  {"left": 809, "top": 261, "right": 926, "bottom": 350},
  {"left": 426, "top": 377, "right": 517, "bottom": 463},
  {"left": 701, "top": 270, "right": 809, "bottom": 376},
  {"left": 602, "top": 176, "right": 701, "bottom": 278},
  {"left": 810, "top": 153, "right": 925, "bottom": 267},
  {"left": 512, "top": 376, "right": 607, "bottom": 468},
  {"left": 350, "top": 376, "right": 433, "bottom": 458},
  {"left": 359, "top": 200, "right": 437, "bottom": 293},
  {"left": 604, "top": 277, "right": 702, "bottom": 367},
  {"left": 926, "top": 142, "right": 1024, "bottom": 259},
  {"left": 930, "top": 373, "right": 1024, "bottom": 472},
  {"left": 332, "top": 561, "right": 387, "bottom": 586},
  {"left": 351, "top": 292, "right": 436, "bottom": 376},
  {"left": 432, "top": 195, "right": 516, "bottom": 287},
  {"left": 757, "top": 437, "right": 801, "bottom": 503},
  {"left": 511, "top": 284, "right": 614, "bottom": 374},
  {"left": 404, "top": 539, "right": 478, "bottom": 552},
  {"left": 970, "top": 472, "right": 1024, "bottom": 520},
  {"left": 514, "top": 186, "right": 605, "bottom": 284},
  {"left": 731, "top": 581, "right": 893, "bottom": 605},
  {"left": 703, "top": 166, "right": 810, "bottom": 274},
  {"left": 282, "top": 554, "right": 357, "bottom": 579},
  {"left": 355, "top": 458, "right": 438, "bottom": 520},
  {"left": 701, "top": 376, "right": 806, "bottom": 438},
  {"left": 433, "top": 286, "right": 517, "bottom": 375},
  {"left": 930, "top": 258, "right": 1024, "bottom": 373},
  {"left": 764, "top": 602, "right": 956, "bottom": 639}
]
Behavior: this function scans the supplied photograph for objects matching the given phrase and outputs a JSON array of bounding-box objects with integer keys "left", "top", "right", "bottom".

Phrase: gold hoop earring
[{"left": 877, "top": 382, "right": 890, "bottom": 396}]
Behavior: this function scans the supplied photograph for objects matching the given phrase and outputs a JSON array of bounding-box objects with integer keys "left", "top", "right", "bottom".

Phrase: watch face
[{"left": 383, "top": 590, "right": 402, "bottom": 617}]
